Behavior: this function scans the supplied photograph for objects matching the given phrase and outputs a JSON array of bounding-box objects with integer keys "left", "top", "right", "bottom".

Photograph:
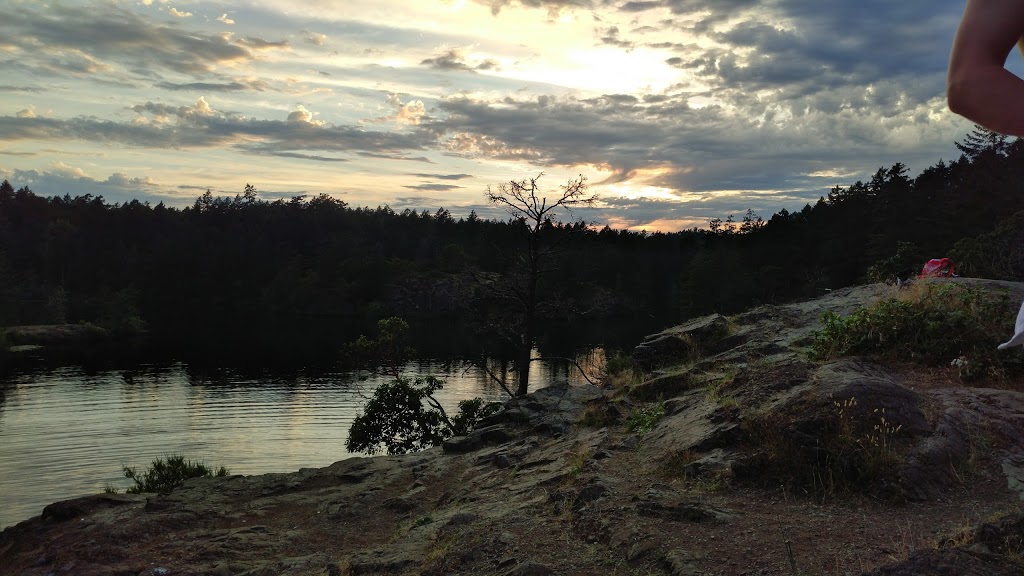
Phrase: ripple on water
[
  {"left": 0, "top": 354, "right": 601, "bottom": 529},
  {"left": 0, "top": 361, "right": 511, "bottom": 530}
]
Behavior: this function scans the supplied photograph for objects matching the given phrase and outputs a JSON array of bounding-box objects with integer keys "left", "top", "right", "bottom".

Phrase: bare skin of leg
[{"left": 947, "top": 0, "right": 1024, "bottom": 135}]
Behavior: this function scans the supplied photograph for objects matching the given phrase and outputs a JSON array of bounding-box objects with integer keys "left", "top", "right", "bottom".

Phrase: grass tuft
[
  {"left": 625, "top": 402, "right": 666, "bottom": 435},
  {"left": 121, "top": 454, "right": 228, "bottom": 495}
]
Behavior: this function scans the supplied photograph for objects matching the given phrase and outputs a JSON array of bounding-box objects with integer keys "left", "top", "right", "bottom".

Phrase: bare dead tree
[{"left": 478, "top": 173, "right": 597, "bottom": 396}]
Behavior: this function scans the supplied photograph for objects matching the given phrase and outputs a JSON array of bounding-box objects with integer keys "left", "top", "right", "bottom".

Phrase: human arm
[{"left": 947, "top": 0, "right": 1024, "bottom": 136}]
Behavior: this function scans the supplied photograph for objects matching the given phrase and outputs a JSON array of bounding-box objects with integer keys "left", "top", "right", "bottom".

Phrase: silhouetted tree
[
  {"left": 480, "top": 174, "right": 597, "bottom": 396},
  {"left": 955, "top": 124, "right": 1012, "bottom": 160}
]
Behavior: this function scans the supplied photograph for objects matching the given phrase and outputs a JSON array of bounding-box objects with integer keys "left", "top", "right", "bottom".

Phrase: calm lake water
[{"left": 0, "top": 352, "right": 603, "bottom": 530}]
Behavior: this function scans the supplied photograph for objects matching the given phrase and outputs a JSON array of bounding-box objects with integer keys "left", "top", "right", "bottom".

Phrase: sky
[{"left": 0, "top": 0, "right": 992, "bottom": 231}]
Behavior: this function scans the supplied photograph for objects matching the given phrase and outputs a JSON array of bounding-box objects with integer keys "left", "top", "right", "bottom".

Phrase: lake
[{"left": 0, "top": 351, "right": 603, "bottom": 530}]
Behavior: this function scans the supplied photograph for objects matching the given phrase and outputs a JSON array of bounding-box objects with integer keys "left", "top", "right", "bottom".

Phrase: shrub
[
  {"left": 950, "top": 211, "right": 1024, "bottom": 280},
  {"left": 604, "top": 352, "right": 636, "bottom": 375},
  {"left": 602, "top": 352, "right": 644, "bottom": 389},
  {"left": 809, "top": 282, "right": 1023, "bottom": 381},
  {"left": 122, "top": 454, "right": 228, "bottom": 495},
  {"left": 347, "top": 376, "right": 501, "bottom": 455},
  {"left": 576, "top": 399, "right": 620, "bottom": 428},
  {"left": 625, "top": 402, "right": 665, "bottom": 434},
  {"left": 740, "top": 398, "right": 904, "bottom": 497}
]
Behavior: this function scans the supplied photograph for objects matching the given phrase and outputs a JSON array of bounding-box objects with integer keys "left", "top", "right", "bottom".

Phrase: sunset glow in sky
[{"left": 0, "top": 0, "right": 983, "bottom": 231}]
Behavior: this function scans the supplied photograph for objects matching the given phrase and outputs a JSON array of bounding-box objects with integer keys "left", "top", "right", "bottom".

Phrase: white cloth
[{"left": 998, "top": 297, "right": 1024, "bottom": 350}]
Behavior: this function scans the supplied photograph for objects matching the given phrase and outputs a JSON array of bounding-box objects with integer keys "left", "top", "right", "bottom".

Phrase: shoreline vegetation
[{"left": 3, "top": 126, "right": 1024, "bottom": 373}]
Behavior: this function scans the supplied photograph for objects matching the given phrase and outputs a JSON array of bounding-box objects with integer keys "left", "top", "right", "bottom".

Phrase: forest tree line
[{"left": 1, "top": 127, "right": 1023, "bottom": 366}]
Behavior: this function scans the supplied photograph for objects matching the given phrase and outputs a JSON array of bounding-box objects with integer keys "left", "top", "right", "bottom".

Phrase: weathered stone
[
  {"left": 1003, "top": 454, "right": 1024, "bottom": 500},
  {"left": 626, "top": 539, "right": 658, "bottom": 561},
  {"left": 633, "top": 314, "right": 730, "bottom": 367},
  {"left": 662, "top": 549, "right": 706, "bottom": 576},
  {"left": 646, "top": 392, "right": 740, "bottom": 454},
  {"left": 443, "top": 434, "right": 483, "bottom": 454},
  {"left": 474, "top": 424, "right": 514, "bottom": 445},
  {"left": 629, "top": 370, "right": 700, "bottom": 401}
]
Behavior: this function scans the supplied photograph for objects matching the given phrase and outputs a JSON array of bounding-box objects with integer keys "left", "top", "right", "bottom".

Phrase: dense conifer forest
[{"left": 2, "top": 127, "right": 1023, "bottom": 367}]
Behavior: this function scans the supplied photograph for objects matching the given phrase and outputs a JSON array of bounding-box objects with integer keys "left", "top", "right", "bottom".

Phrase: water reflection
[{"left": 0, "top": 350, "right": 604, "bottom": 530}]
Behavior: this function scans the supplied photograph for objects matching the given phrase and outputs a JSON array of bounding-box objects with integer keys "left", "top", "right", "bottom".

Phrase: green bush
[
  {"left": 347, "top": 376, "right": 502, "bottom": 455},
  {"left": 625, "top": 402, "right": 665, "bottom": 434},
  {"left": 809, "top": 282, "right": 1023, "bottom": 381},
  {"left": 122, "top": 454, "right": 228, "bottom": 495}
]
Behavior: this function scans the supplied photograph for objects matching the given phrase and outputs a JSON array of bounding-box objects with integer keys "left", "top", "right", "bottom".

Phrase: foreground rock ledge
[{"left": 3, "top": 281, "right": 1024, "bottom": 576}]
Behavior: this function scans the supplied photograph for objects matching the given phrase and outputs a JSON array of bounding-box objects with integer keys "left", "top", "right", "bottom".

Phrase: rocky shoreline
[{"left": 3, "top": 280, "right": 1024, "bottom": 575}]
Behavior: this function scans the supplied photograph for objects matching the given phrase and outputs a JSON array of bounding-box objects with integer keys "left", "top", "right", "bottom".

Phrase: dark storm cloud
[{"left": 0, "top": 4, "right": 286, "bottom": 77}]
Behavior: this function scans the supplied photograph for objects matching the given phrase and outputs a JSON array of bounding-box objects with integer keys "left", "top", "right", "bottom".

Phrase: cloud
[
  {"left": 4, "top": 165, "right": 171, "bottom": 205},
  {"left": 0, "top": 86, "right": 45, "bottom": 92},
  {"left": 304, "top": 31, "right": 327, "bottom": 46},
  {"left": 237, "top": 37, "right": 288, "bottom": 50},
  {"left": 0, "top": 97, "right": 434, "bottom": 159},
  {"left": 367, "top": 94, "right": 429, "bottom": 126},
  {"left": 396, "top": 100, "right": 426, "bottom": 125},
  {"left": 403, "top": 183, "right": 465, "bottom": 191},
  {"left": 287, "top": 104, "right": 319, "bottom": 124},
  {"left": 421, "top": 48, "right": 500, "bottom": 73},
  {"left": 155, "top": 79, "right": 271, "bottom": 92},
  {"left": 167, "top": 7, "right": 192, "bottom": 18},
  {"left": 471, "top": 0, "right": 599, "bottom": 16},
  {"left": 424, "top": 86, "right": 958, "bottom": 199},
  {"left": 391, "top": 195, "right": 445, "bottom": 208},
  {"left": 265, "top": 152, "right": 348, "bottom": 162},
  {"left": 357, "top": 152, "right": 433, "bottom": 163},
  {"left": 0, "top": 4, "right": 282, "bottom": 76},
  {"left": 16, "top": 106, "right": 36, "bottom": 118},
  {"left": 408, "top": 173, "right": 473, "bottom": 180},
  {"left": 600, "top": 26, "right": 634, "bottom": 50},
  {"left": 217, "top": 13, "right": 235, "bottom": 25}
]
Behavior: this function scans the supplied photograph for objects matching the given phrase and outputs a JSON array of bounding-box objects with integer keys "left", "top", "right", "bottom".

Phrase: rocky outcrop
[{"left": 3, "top": 280, "right": 1024, "bottom": 575}]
